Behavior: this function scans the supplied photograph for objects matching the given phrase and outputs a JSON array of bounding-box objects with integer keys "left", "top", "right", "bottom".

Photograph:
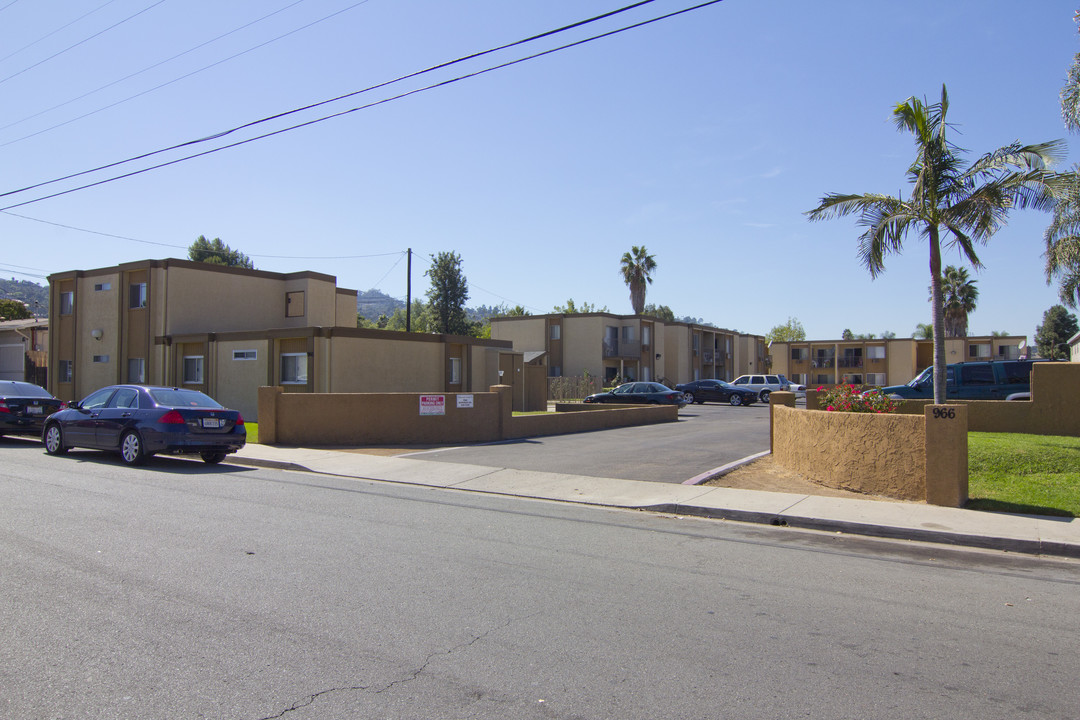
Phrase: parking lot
[{"left": 400, "top": 401, "right": 774, "bottom": 484}]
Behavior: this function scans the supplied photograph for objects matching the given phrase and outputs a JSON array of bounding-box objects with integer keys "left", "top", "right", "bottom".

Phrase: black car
[
  {"left": 0, "top": 380, "right": 65, "bottom": 438},
  {"left": 583, "top": 381, "right": 686, "bottom": 406},
  {"left": 675, "top": 379, "right": 758, "bottom": 406},
  {"left": 42, "top": 385, "right": 246, "bottom": 466}
]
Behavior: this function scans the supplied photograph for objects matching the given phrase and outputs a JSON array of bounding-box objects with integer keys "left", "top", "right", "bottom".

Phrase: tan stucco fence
[
  {"left": 770, "top": 393, "right": 968, "bottom": 506},
  {"left": 258, "top": 384, "right": 678, "bottom": 446},
  {"left": 769, "top": 362, "right": 1080, "bottom": 507}
]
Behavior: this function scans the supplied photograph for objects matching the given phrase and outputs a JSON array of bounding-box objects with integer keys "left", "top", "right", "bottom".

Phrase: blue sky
[{"left": 2, "top": 0, "right": 1078, "bottom": 340}]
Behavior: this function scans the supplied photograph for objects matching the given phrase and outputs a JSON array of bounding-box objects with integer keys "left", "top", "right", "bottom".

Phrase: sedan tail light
[
  {"left": 159, "top": 410, "right": 186, "bottom": 424},
  {"left": 235, "top": 413, "right": 244, "bottom": 427},
  {"left": 0, "top": 401, "right": 9, "bottom": 414}
]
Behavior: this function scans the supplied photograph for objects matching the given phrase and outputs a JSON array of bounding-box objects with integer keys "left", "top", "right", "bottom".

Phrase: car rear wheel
[
  {"left": 120, "top": 430, "right": 147, "bottom": 466},
  {"left": 759, "top": 390, "right": 771, "bottom": 403},
  {"left": 201, "top": 451, "right": 227, "bottom": 465},
  {"left": 44, "top": 423, "right": 67, "bottom": 455},
  {"left": 729, "top": 394, "right": 743, "bottom": 406},
  {"left": 683, "top": 392, "right": 695, "bottom": 404}
]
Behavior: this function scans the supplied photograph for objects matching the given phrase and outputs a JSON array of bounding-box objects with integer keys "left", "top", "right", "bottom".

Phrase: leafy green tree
[
  {"left": 935, "top": 265, "right": 979, "bottom": 337},
  {"left": 386, "top": 299, "right": 432, "bottom": 332},
  {"left": 807, "top": 85, "right": 1063, "bottom": 403},
  {"left": 1042, "top": 13, "right": 1080, "bottom": 306},
  {"left": 505, "top": 305, "right": 530, "bottom": 316},
  {"left": 881, "top": 330, "right": 897, "bottom": 339},
  {"left": 553, "top": 298, "right": 607, "bottom": 314},
  {"left": 913, "top": 323, "right": 933, "bottom": 339},
  {"left": 619, "top": 246, "right": 657, "bottom": 315},
  {"left": 1034, "top": 304, "right": 1078, "bottom": 359},
  {"left": 991, "top": 329, "right": 1011, "bottom": 337},
  {"left": 187, "top": 235, "right": 254, "bottom": 268},
  {"left": 0, "top": 298, "right": 32, "bottom": 320},
  {"left": 841, "top": 328, "right": 854, "bottom": 340},
  {"left": 766, "top": 317, "right": 806, "bottom": 343},
  {"left": 425, "top": 252, "right": 469, "bottom": 335},
  {"left": 642, "top": 303, "right": 675, "bottom": 322}
]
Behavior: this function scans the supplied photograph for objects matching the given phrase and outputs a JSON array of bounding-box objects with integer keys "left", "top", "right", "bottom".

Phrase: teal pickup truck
[{"left": 881, "top": 359, "right": 1049, "bottom": 401}]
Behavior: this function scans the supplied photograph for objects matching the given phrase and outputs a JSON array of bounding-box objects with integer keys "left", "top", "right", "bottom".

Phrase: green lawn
[
  {"left": 244, "top": 422, "right": 258, "bottom": 444},
  {"left": 967, "top": 432, "right": 1080, "bottom": 517}
]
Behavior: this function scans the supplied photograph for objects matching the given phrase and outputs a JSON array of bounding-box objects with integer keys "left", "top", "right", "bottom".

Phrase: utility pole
[{"left": 406, "top": 248, "right": 412, "bottom": 332}]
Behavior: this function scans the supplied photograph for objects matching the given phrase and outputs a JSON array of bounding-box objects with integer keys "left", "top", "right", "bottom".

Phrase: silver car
[{"left": 730, "top": 374, "right": 789, "bottom": 403}]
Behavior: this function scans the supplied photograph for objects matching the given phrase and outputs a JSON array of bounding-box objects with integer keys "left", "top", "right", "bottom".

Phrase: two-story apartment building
[
  {"left": 489, "top": 312, "right": 766, "bottom": 385},
  {"left": 769, "top": 335, "right": 1028, "bottom": 387},
  {"left": 48, "top": 259, "right": 517, "bottom": 419}
]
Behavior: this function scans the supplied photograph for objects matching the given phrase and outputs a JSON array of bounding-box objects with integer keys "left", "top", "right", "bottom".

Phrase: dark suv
[{"left": 881, "top": 359, "right": 1050, "bottom": 401}]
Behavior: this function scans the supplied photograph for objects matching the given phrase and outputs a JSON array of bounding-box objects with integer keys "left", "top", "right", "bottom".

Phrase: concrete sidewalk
[{"left": 226, "top": 443, "right": 1080, "bottom": 559}]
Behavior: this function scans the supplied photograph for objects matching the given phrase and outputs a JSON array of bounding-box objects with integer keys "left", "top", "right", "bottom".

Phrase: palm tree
[
  {"left": 1043, "top": 170, "right": 1080, "bottom": 307},
  {"left": 619, "top": 246, "right": 657, "bottom": 315},
  {"left": 913, "top": 323, "right": 933, "bottom": 339},
  {"left": 807, "top": 85, "right": 1063, "bottom": 404},
  {"left": 939, "top": 265, "right": 978, "bottom": 337}
]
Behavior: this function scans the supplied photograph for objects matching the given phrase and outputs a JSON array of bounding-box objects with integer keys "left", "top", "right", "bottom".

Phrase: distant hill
[
  {"left": 0, "top": 278, "right": 48, "bottom": 316},
  {"left": 356, "top": 289, "right": 406, "bottom": 322},
  {"left": 356, "top": 289, "right": 511, "bottom": 325}
]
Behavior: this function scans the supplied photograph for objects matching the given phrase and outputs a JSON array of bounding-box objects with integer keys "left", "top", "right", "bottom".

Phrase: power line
[
  {"left": 0, "top": 209, "right": 406, "bottom": 260},
  {"left": 0, "top": 0, "right": 120, "bottom": 66},
  {"left": 0, "top": 0, "right": 370, "bottom": 145},
  {"left": 0, "top": 0, "right": 168, "bottom": 87},
  {"left": 0, "top": 0, "right": 315, "bottom": 133},
  {"left": 0, "top": 0, "right": 724, "bottom": 211},
  {"left": 0, "top": 0, "right": 663, "bottom": 200}
]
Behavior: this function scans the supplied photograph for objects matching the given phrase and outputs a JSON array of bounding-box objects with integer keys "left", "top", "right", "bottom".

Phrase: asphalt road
[
  {"left": 403, "top": 401, "right": 773, "bottom": 483},
  {"left": 3, "top": 440, "right": 1080, "bottom": 719}
]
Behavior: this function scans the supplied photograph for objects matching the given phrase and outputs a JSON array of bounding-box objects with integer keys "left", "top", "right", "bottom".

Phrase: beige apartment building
[
  {"left": 489, "top": 312, "right": 767, "bottom": 385},
  {"left": 48, "top": 259, "right": 517, "bottom": 419},
  {"left": 768, "top": 335, "right": 1028, "bottom": 387},
  {"left": 0, "top": 317, "right": 48, "bottom": 384}
]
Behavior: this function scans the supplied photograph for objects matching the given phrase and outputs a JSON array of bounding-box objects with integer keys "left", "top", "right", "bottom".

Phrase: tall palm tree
[
  {"left": 940, "top": 265, "right": 978, "bottom": 337},
  {"left": 619, "top": 246, "right": 657, "bottom": 315},
  {"left": 807, "top": 85, "right": 1063, "bottom": 404},
  {"left": 1043, "top": 170, "right": 1080, "bottom": 307}
]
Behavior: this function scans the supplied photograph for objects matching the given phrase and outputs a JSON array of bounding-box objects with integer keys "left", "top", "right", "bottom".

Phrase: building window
[
  {"left": 969, "top": 343, "right": 991, "bottom": 358},
  {"left": 94, "top": 282, "right": 112, "bottom": 291},
  {"left": 232, "top": 349, "right": 257, "bottom": 361},
  {"left": 549, "top": 365, "right": 562, "bottom": 377},
  {"left": 550, "top": 324, "right": 561, "bottom": 341},
  {"left": 59, "top": 292, "right": 73, "bottom": 315},
  {"left": 621, "top": 326, "right": 635, "bottom": 342},
  {"left": 791, "top": 348, "right": 807, "bottom": 361},
  {"left": 867, "top": 373, "right": 886, "bottom": 386},
  {"left": 867, "top": 346, "right": 886, "bottom": 359},
  {"left": 58, "top": 360, "right": 73, "bottom": 382},
  {"left": 449, "top": 357, "right": 462, "bottom": 384},
  {"left": 642, "top": 326, "right": 651, "bottom": 347},
  {"left": 92, "top": 355, "right": 109, "bottom": 363},
  {"left": 285, "top": 291, "right": 305, "bottom": 318},
  {"left": 183, "top": 356, "right": 204, "bottom": 384},
  {"left": 128, "top": 358, "right": 145, "bottom": 383},
  {"left": 281, "top": 353, "right": 307, "bottom": 384},
  {"left": 129, "top": 282, "right": 147, "bottom": 309}
]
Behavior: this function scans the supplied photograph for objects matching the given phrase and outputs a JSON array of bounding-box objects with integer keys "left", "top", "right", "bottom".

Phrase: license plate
[
  {"left": 201, "top": 417, "right": 223, "bottom": 428},
  {"left": 27, "top": 406, "right": 43, "bottom": 415}
]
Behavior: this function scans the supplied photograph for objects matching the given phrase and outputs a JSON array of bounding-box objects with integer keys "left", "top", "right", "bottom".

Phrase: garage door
[{"left": 0, "top": 343, "right": 24, "bottom": 381}]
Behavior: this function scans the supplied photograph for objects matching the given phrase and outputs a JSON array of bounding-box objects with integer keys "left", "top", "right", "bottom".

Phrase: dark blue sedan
[{"left": 43, "top": 385, "right": 246, "bottom": 465}]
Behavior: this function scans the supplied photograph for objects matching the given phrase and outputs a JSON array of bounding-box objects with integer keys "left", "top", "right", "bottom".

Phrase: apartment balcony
[
  {"left": 602, "top": 340, "right": 641, "bottom": 359},
  {"left": 811, "top": 358, "right": 835, "bottom": 368},
  {"left": 838, "top": 357, "right": 864, "bottom": 368},
  {"left": 703, "top": 351, "right": 714, "bottom": 363}
]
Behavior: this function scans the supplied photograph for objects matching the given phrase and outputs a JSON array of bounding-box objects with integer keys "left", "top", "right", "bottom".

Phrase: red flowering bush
[{"left": 816, "top": 384, "right": 900, "bottom": 414}]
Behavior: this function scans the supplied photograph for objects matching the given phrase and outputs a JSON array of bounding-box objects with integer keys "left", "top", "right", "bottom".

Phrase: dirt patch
[{"left": 703, "top": 455, "right": 897, "bottom": 501}]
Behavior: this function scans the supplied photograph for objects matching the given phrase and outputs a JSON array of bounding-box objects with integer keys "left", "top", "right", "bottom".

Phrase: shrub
[{"left": 817, "top": 384, "right": 900, "bottom": 414}]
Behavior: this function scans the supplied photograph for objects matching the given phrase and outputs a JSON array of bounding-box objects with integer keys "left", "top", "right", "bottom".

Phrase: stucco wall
[
  {"left": 490, "top": 317, "right": 546, "bottom": 352},
  {"left": 214, "top": 340, "right": 269, "bottom": 420},
  {"left": 844, "top": 362, "right": 1080, "bottom": 436},
  {"left": 563, "top": 316, "right": 604, "bottom": 377},
  {"left": 328, "top": 336, "right": 445, "bottom": 392},
  {"left": 771, "top": 403, "right": 927, "bottom": 501},
  {"left": 259, "top": 385, "right": 679, "bottom": 445}
]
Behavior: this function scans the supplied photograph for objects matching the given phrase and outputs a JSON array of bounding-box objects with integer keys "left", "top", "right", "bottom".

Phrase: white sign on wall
[
  {"left": 419, "top": 395, "right": 445, "bottom": 415},
  {"left": 456, "top": 394, "right": 474, "bottom": 409}
]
